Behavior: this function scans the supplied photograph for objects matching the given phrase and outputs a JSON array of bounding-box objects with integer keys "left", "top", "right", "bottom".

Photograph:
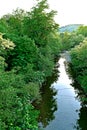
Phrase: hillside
[{"left": 59, "top": 24, "right": 82, "bottom": 33}]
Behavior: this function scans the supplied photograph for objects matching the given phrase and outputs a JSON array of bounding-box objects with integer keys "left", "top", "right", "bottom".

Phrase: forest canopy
[{"left": 0, "top": 0, "right": 62, "bottom": 129}]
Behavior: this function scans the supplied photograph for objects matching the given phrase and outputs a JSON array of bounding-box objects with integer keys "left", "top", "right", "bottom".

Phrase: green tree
[
  {"left": 23, "top": 0, "right": 58, "bottom": 47},
  {"left": 0, "top": 34, "right": 39, "bottom": 129},
  {"left": 70, "top": 38, "right": 87, "bottom": 94},
  {"left": 0, "top": 0, "right": 61, "bottom": 129},
  {"left": 60, "top": 32, "right": 84, "bottom": 50},
  {"left": 77, "top": 25, "right": 87, "bottom": 37}
]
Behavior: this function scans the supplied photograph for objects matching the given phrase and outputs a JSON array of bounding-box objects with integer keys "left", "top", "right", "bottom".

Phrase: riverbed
[{"left": 38, "top": 55, "right": 87, "bottom": 130}]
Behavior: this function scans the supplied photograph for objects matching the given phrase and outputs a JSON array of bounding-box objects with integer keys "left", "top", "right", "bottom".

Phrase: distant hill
[{"left": 59, "top": 24, "right": 82, "bottom": 33}]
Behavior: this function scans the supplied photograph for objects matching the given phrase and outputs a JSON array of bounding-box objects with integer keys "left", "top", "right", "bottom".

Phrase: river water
[{"left": 38, "top": 56, "right": 87, "bottom": 130}]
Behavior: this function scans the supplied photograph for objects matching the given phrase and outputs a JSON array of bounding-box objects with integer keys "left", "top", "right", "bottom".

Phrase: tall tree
[{"left": 23, "top": 0, "right": 59, "bottom": 47}]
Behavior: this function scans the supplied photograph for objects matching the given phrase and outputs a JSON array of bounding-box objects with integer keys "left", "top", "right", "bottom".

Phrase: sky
[{"left": 0, "top": 0, "right": 87, "bottom": 26}]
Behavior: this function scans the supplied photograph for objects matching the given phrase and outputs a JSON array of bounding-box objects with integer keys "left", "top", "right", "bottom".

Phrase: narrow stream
[{"left": 38, "top": 55, "right": 87, "bottom": 130}]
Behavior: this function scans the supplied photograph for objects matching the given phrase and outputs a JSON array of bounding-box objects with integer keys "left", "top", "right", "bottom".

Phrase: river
[{"left": 37, "top": 55, "right": 87, "bottom": 130}]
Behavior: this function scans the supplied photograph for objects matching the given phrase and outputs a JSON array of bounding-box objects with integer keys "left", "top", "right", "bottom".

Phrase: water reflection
[
  {"left": 38, "top": 67, "right": 58, "bottom": 127},
  {"left": 76, "top": 105, "right": 87, "bottom": 130},
  {"left": 36, "top": 56, "right": 87, "bottom": 130},
  {"left": 67, "top": 63, "right": 87, "bottom": 130}
]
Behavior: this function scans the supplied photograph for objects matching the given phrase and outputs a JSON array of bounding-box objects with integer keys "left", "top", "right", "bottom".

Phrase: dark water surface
[{"left": 38, "top": 56, "right": 87, "bottom": 130}]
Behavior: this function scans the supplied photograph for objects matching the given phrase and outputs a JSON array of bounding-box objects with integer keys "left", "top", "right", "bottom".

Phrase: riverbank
[
  {"left": 70, "top": 39, "right": 87, "bottom": 100},
  {"left": 36, "top": 55, "right": 87, "bottom": 130}
]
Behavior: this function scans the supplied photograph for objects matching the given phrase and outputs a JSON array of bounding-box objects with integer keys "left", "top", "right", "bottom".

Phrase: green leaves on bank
[
  {"left": 70, "top": 38, "right": 87, "bottom": 93},
  {"left": 0, "top": 0, "right": 61, "bottom": 129}
]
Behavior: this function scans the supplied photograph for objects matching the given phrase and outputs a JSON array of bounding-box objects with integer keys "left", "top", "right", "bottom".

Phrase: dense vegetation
[
  {"left": 60, "top": 32, "right": 84, "bottom": 50},
  {"left": 70, "top": 26, "right": 87, "bottom": 97},
  {"left": 60, "top": 25, "right": 87, "bottom": 100},
  {"left": 0, "top": 0, "right": 87, "bottom": 129},
  {"left": 0, "top": 0, "right": 62, "bottom": 129}
]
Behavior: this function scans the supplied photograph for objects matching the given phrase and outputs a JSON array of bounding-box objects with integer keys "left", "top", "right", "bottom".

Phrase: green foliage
[
  {"left": 22, "top": 64, "right": 45, "bottom": 84},
  {"left": 0, "top": 34, "right": 39, "bottom": 129},
  {"left": 0, "top": 0, "right": 60, "bottom": 75},
  {"left": 0, "top": 69, "right": 40, "bottom": 129},
  {"left": 0, "top": 18, "right": 9, "bottom": 34},
  {"left": 0, "top": 0, "right": 61, "bottom": 129},
  {"left": 6, "top": 35, "right": 38, "bottom": 69},
  {"left": 77, "top": 25, "right": 87, "bottom": 37},
  {"left": 0, "top": 56, "right": 5, "bottom": 70},
  {"left": 23, "top": 0, "right": 58, "bottom": 47},
  {"left": 0, "top": 9, "right": 25, "bottom": 36},
  {"left": 48, "top": 31, "right": 62, "bottom": 56},
  {"left": 70, "top": 38, "right": 87, "bottom": 93},
  {"left": 60, "top": 32, "right": 84, "bottom": 50}
]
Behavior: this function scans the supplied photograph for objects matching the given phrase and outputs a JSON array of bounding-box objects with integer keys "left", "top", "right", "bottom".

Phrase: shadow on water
[
  {"left": 38, "top": 79, "right": 57, "bottom": 128},
  {"left": 33, "top": 64, "right": 59, "bottom": 128},
  {"left": 67, "top": 63, "right": 87, "bottom": 130},
  {"left": 75, "top": 106, "right": 87, "bottom": 130}
]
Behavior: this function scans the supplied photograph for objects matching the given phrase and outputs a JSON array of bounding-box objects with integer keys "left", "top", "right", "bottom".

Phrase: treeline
[
  {"left": 60, "top": 31, "right": 84, "bottom": 50},
  {"left": 70, "top": 26, "right": 87, "bottom": 97},
  {"left": 0, "top": 0, "right": 62, "bottom": 129},
  {"left": 60, "top": 25, "right": 87, "bottom": 101},
  {"left": 61, "top": 25, "right": 87, "bottom": 100}
]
